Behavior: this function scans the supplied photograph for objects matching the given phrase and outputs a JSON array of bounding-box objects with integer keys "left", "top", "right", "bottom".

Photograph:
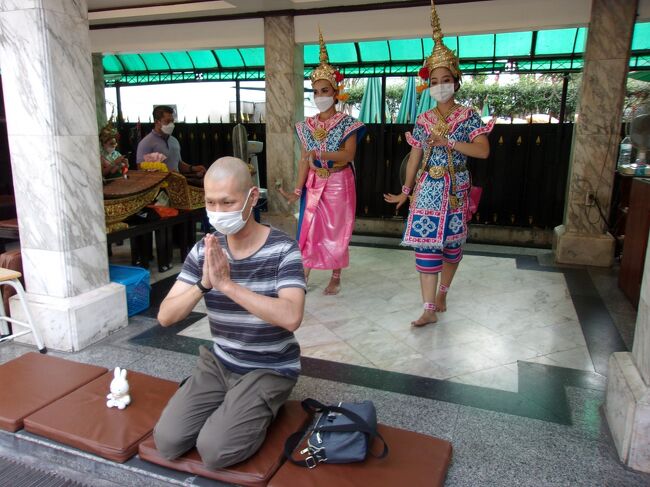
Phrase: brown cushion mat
[
  {"left": 138, "top": 400, "right": 310, "bottom": 487},
  {"left": 24, "top": 370, "right": 178, "bottom": 463},
  {"left": 0, "top": 352, "right": 107, "bottom": 432},
  {"left": 268, "top": 424, "right": 453, "bottom": 487}
]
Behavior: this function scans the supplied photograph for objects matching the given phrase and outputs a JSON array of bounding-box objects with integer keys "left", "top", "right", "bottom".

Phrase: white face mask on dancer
[
  {"left": 429, "top": 83, "right": 455, "bottom": 103},
  {"left": 314, "top": 96, "right": 336, "bottom": 113},
  {"left": 206, "top": 189, "right": 253, "bottom": 235}
]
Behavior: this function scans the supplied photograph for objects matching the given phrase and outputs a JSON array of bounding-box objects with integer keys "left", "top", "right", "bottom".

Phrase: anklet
[
  {"left": 423, "top": 302, "right": 437, "bottom": 311},
  {"left": 439, "top": 284, "right": 449, "bottom": 294}
]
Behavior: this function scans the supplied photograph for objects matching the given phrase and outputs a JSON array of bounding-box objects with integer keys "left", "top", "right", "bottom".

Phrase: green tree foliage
[{"left": 341, "top": 74, "right": 648, "bottom": 122}]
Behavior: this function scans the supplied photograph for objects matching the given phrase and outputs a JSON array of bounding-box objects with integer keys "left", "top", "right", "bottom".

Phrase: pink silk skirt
[{"left": 298, "top": 166, "right": 356, "bottom": 270}]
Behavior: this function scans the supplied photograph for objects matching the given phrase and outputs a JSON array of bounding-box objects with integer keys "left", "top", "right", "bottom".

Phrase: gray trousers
[{"left": 153, "top": 345, "right": 296, "bottom": 469}]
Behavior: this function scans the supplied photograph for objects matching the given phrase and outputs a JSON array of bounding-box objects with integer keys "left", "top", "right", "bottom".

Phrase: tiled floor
[
  {"left": 179, "top": 243, "right": 594, "bottom": 393},
  {"left": 1, "top": 228, "right": 647, "bottom": 486}
]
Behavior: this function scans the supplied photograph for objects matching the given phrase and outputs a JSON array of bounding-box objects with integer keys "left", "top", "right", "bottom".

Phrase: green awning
[
  {"left": 358, "top": 77, "right": 383, "bottom": 123},
  {"left": 396, "top": 77, "right": 417, "bottom": 124},
  {"left": 104, "top": 22, "right": 650, "bottom": 86}
]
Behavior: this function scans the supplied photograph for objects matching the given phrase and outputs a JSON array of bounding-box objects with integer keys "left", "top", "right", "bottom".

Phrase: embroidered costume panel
[{"left": 402, "top": 106, "right": 494, "bottom": 249}]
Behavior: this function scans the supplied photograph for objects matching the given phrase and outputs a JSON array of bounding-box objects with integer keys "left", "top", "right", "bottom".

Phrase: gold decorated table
[{"left": 103, "top": 171, "right": 169, "bottom": 231}]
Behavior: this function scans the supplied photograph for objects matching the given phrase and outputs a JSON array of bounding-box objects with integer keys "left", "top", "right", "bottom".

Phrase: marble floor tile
[
  {"left": 324, "top": 316, "right": 385, "bottom": 341},
  {"left": 345, "top": 329, "right": 419, "bottom": 365},
  {"left": 177, "top": 316, "right": 211, "bottom": 340},
  {"left": 448, "top": 363, "right": 520, "bottom": 393},
  {"left": 300, "top": 341, "right": 372, "bottom": 367},
  {"left": 294, "top": 323, "right": 343, "bottom": 348},
  {"left": 524, "top": 346, "right": 595, "bottom": 373},
  {"left": 511, "top": 320, "right": 587, "bottom": 355},
  {"left": 372, "top": 352, "right": 453, "bottom": 379}
]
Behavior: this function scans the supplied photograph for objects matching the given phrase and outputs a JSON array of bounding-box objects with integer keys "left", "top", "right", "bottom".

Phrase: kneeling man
[{"left": 154, "top": 157, "right": 306, "bottom": 469}]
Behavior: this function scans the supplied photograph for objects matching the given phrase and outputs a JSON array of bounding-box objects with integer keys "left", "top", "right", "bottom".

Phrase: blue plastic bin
[{"left": 109, "top": 264, "right": 150, "bottom": 316}]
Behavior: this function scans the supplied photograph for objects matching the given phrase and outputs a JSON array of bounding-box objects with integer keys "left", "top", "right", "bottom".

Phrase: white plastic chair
[{"left": 0, "top": 267, "right": 46, "bottom": 353}]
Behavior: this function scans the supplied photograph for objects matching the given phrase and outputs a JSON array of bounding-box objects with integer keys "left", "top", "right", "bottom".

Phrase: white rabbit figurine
[{"left": 106, "top": 367, "right": 131, "bottom": 409}]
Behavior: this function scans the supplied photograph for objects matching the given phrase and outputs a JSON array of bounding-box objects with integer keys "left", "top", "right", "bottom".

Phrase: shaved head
[{"left": 205, "top": 157, "right": 252, "bottom": 194}]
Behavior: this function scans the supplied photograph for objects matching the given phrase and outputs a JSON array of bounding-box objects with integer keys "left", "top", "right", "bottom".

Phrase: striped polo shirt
[{"left": 178, "top": 227, "right": 306, "bottom": 378}]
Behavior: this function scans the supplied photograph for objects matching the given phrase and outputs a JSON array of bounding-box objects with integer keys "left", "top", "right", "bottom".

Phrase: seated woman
[{"left": 99, "top": 122, "right": 128, "bottom": 180}]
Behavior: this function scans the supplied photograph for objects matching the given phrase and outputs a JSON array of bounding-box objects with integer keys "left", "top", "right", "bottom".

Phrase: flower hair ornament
[
  {"left": 309, "top": 29, "right": 348, "bottom": 102},
  {"left": 416, "top": 0, "right": 462, "bottom": 93}
]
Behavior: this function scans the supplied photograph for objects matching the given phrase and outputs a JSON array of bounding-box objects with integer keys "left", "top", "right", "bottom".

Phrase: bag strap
[{"left": 283, "top": 399, "right": 388, "bottom": 468}]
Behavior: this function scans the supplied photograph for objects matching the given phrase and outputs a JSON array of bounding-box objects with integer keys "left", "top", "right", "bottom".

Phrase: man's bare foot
[
  {"left": 411, "top": 310, "right": 437, "bottom": 327},
  {"left": 435, "top": 293, "right": 447, "bottom": 312},
  {"left": 323, "top": 277, "right": 341, "bottom": 295}
]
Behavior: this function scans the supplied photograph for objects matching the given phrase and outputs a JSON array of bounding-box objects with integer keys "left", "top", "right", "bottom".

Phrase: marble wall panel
[
  {"left": 584, "top": 0, "right": 637, "bottom": 62},
  {"left": 0, "top": 7, "right": 95, "bottom": 137},
  {"left": 575, "top": 58, "right": 630, "bottom": 137},
  {"left": 8, "top": 134, "right": 106, "bottom": 252},
  {"left": 563, "top": 133, "right": 615, "bottom": 234},
  {"left": 632, "top": 233, "right": 650, "bottom": 384},
  {"left": 606, "top": 353, "right": 640, "bottom": 462},
  {"left": 633, "top": 296, "right": 650, "bottom": 385},
  {"left": 0, "top": 0, "right": 87, "bottom": 19},
  {"left": 22, "top": 241, "right": 109, "bottom": 298},
  {"left": 92, "top": 53, "right": 107, "bottom": 131},
  {"left": 264, "top": 16, "right": 303, "bottom": 215},
  {"left": 628, "top": 400, "right": 650, "bottom": 472}
]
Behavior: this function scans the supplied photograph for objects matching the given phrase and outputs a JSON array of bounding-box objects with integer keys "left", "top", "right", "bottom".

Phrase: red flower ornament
[
  {"left": 418, "top": 66, "right": 430, "bottom": 80},
  {"left": 334, "top": 70, "right": 344, "bottom": 83}
]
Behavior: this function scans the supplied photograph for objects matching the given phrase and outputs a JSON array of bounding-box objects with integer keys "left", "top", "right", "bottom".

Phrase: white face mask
[
  {"left": 161, "top": 122, "right": 175, "bottom": 135},
  {"left": 314, "top": 96, "right": 335, "bottom": 113},
  {"left": 429, "top": 83, "right": 455, "bottom": 103},
  {"left": 206, "top": 189, "right": 253, "bottom": 235}
]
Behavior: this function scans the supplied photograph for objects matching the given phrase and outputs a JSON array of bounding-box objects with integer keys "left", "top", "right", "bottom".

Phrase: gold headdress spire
[
  {"left": 309, "top": 28, "right": 347, "bottom": 100},
  {"left": 420, "top": 0, "right": 461, "bottom": 81}
]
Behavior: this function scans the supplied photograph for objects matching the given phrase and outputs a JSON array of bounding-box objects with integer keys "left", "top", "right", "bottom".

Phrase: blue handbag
[{"left": 284, "top": 398, "right": 389, "bottom": 468}]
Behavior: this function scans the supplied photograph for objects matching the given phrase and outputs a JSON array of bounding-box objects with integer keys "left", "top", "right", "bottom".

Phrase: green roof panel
[
  {"left": 104, "top": 22, "right": 650, "bottom": 86},
  {"left": 188, "top": 50, "right": 219, "bottom": 69},
  {"left": 495, "top": 31, "right": 532, "bottom": 57},
  {"left": 535, "top": 28, "right": 586, "bottom": 55},
  {"left": 163, "top": 51, "right": 194, "bottom": 70},
  {"left": 359, "top": 41, "right": 389, "bottom": 62},
  {"left": 304, "top": 44, "right": 320, "bottom": 65},
  {"left": 632, "top": 22, "right": 650, "bottom": 51},
  {"left": 458, "top": 34, "right": 494, "bottom": 58},
  {"left": 103, "top": 54, "right": 123, "bottom": 73},
  {"left": 326, "top": 43, "right": 358, "bottom": 63},
  {"left": 389, "top": 39, "right": 423, "bottom": 61},
  {"left": 140, "top": 52, "right": 170, "bottom": 71},
  {"left": 239, "top": 47, "right": 265, "bottom": 67},
  {"left": 118, "top": 54, "right": 146, "bottom": 71},
  {"left": 215, "top": 49, "right": 244, "bottom": 67}
]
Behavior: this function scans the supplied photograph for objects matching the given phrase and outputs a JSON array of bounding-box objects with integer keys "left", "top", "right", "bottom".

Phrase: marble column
[
  {"left": 0, "top": 0, "right": 127, "bottom": 351},
  {"left": 553, "top": 0, "right": 637, "bottom": 267},
  {"left": 92, "top": 52, "right": 107, "bottom": 131},
  {"left": 264, "top": 15, "right": 304, "bottom": 215},
  {"left": 605, "top": 227, "right": 650, "bottom": 473}
]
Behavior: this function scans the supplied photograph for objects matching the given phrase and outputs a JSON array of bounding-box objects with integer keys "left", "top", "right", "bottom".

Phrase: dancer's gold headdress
[
  {"left": 309, "top": 29, "right": 348, "bottom": 102},
  {"left": 418, "top": 0, "right": 461, "bottom": 87}
]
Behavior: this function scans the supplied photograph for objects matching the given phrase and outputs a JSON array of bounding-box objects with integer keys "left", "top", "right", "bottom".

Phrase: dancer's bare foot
[
  {"left": 436, "top": 284, "right": 449, "bottom": 312},
  {"left": 435, "top": 293, "right": 447, "bottom": 312},
  {"left": 323, "top": 276, "right": 341, "bottom": 295},
  {"left": 411, "top": 310, "right": 437, "bottom": 327}
]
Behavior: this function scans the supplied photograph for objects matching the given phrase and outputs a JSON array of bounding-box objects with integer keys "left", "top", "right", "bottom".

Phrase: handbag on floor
[{"left": 284, "top": 398, "right": 388, "bottom": 468}]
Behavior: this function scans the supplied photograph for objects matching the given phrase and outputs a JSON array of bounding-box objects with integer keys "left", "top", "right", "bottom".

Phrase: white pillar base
[
  {"left": 553, "top": 224, "right": 615, "bottom": 267},
  {"left": 9, "top": 283, "right": 128, "bottom": 352},
  {"left": 605, "top": 352, "right": 650, "bottom": 473}
]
